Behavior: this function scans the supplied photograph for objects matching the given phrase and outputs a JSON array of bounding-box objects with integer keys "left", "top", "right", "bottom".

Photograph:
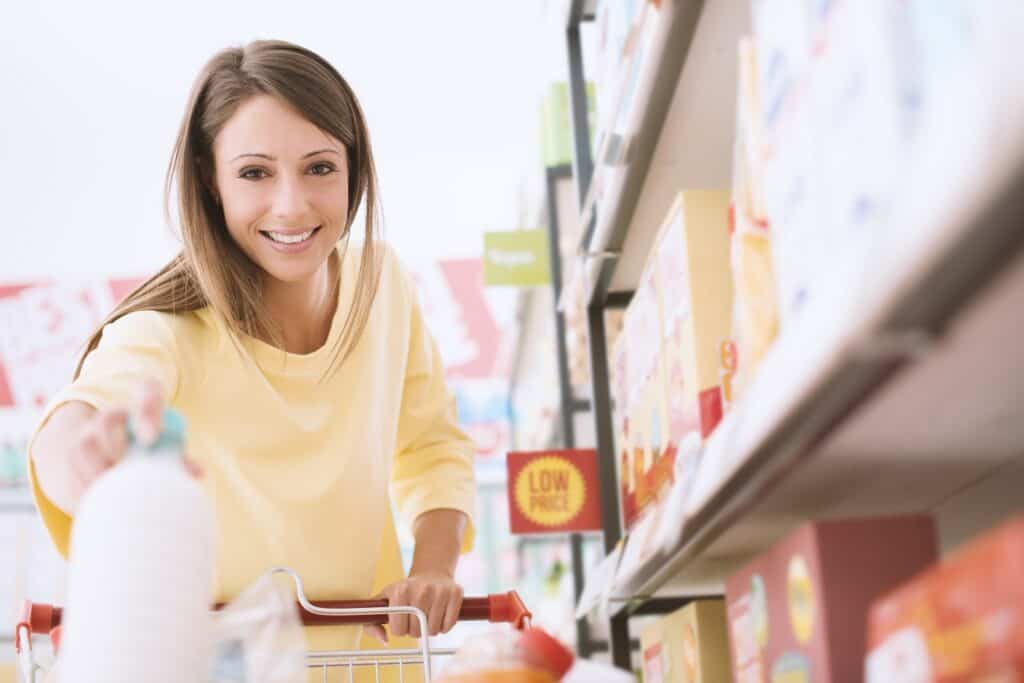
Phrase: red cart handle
[
  {"left": 290, "top": 591, "right": 532, "bottom": 629},
  {"left": 17, "top": 590, "right": 532, "bottom": 649},
  {"left": 15, "top": 601, "right": 63, "bottom": 654}
]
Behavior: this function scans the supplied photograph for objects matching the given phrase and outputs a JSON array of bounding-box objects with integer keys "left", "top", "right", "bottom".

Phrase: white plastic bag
[{"left": 208, "top": 573, "right": 307, "bottom": 683}]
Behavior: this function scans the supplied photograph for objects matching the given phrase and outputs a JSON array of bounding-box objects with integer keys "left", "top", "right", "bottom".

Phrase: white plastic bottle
[{"left": 60, "top": 409, "right": 216, "bottom": 683}]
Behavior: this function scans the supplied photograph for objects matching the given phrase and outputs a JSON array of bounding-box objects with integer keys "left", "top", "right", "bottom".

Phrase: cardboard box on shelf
[
  {"left": 751, "top": 0, "right": 1018, "bottom": 327},
  {"left": 641, "top": 599, "right": 734, "bottom": 683},
  {"left": 866, "top": 516, "right": 1024, "bottom": 682},
  {"left": 609, "top": 326, "right": 636, "bottom": 530},
  {"left": 725, "top": 38, "right": 778, "bottom": 408},
  {"left": 725, "top": 515, "right": 938, "bottom": 683},
  {"left": 614, "top": 190, "right": 731, "bottom": 533},
  {"left": 651, "top": 190, "right": 732, "bottom": 445},
  {"left": 620, "top": 265, "right": 672, "bottom": 531},
  {"left": 593, "top": 0, "right": 654, "bottom": 158}
]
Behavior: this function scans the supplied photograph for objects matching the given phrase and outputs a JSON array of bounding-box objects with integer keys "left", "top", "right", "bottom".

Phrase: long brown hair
[{"left": 75, "top": 39, "right": 382, "bottom": 379}]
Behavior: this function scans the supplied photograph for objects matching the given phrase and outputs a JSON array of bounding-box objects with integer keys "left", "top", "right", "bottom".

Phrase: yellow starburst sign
[{"left": 507, "top": 450, "right": 602, "bottom": 534}]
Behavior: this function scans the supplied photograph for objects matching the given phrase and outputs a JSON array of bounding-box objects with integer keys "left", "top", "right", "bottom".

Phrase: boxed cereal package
[
  {"left": 726, "top": 516, "right": 938, "bottom": 682},
  {"left": 651, "top": 190, "right": 732, "bottom": 446},
  {"left": 866, "top": 516, "right": 1024, "bottom": 682},
  {"left": 620, "top": 265, "right": 670, "bottom": 531},
  {"left": 723, "top": 38, "right": 778, "bottom": 408},
  {"left": 641, "top": 599, "right": 733, "bottom": 683}
]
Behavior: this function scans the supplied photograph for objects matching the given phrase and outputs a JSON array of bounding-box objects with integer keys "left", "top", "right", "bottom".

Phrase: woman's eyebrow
[{"left": 230, "top": 148, "right": 342, "bottom": 162}]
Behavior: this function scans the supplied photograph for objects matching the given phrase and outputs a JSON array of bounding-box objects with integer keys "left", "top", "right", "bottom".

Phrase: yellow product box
[
  {"left": 651, "top": 190, "right": 733, "bottom": 450},
  {"left": 641, "top": 600, "right": 734, "bottom": 683},
  {"left": 724, "top": 38, "right": 779, "bottom": 408}
]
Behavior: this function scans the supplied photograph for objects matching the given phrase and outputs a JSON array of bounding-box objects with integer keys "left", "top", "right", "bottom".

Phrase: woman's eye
[
  {"left": 240, "top": 168, "right": 268, "bottom": 180},
  {"left": 310, "top": 163, "right": 336, "bottom": 176}
]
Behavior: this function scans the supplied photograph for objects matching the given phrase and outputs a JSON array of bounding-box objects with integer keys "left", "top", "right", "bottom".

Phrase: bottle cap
[
  {"left": 127, "top": 408, "right": 187, "bottom": 454},
  {"left": 519, "top": 627, "right": 575, "bottom": 680}
]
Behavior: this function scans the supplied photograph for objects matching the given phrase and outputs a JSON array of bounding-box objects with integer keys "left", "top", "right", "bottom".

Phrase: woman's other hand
[{"left": 365, "top": 571, "right": 464, "bottom": 644}]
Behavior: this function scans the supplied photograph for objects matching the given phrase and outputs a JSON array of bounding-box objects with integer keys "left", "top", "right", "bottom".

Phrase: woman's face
[{"left": 211, "top": 94, "right": 349, "bottom": 286}]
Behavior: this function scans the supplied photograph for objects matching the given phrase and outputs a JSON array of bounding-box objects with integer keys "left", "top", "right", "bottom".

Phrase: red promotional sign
[
  {"left": 0, "top": 279, "right": 143, "bottom": 410},
  {"left": 506, "top": 449, "right": 603, "bottom": 535}
]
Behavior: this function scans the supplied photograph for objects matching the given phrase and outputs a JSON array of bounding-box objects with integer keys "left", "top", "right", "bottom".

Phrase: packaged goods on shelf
[
  {"left": 652, "top": 191, "right": 732, "bottom": 444},
  {"left": 751, "top": 0, "right": 1018, "bottom": 326},
  {"left": 592, "top": 0, "right": 660, "bottom": 163},
  {"left": 619, "top": 266, "right": 671, "bottom": 532},
  {"left": 608, "top": 322, "right": 635, "bottom": 527},
  {"left": 724, "top": 38, "right": 777, "bottom": 408},
  {"left": 748, "top": 0, "right": 816, "bottom": 325},
  {"left": 640, "top": 599, "right": 733, "bottom": 683},
  {"left": 614, "top": 191, "right": 731, "bottom": 533},
  {"left": 866, "top": 516, "right": 1024, "bottom": 682},
  {"left": 726, "top": 516, "right": 938, "bottom": 683},
  {"left": 563, "top": 265, "right": 590, "bottom": 389},
  {"left": 593, "top": 0, "right": 640, "bottom": 151},
  {"left": 614, "top": 495, "right": 665, "bottom": 584}
]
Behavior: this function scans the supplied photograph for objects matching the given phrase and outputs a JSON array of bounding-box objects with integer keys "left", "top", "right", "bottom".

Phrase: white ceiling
[{"left": 0, "top": 1, "right": 563, "bottom": 279}]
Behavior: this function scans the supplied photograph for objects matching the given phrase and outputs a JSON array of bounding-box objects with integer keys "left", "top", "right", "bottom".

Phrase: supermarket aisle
[{"left": 5, "top": 0, "right": 1024, "bottom": 681}]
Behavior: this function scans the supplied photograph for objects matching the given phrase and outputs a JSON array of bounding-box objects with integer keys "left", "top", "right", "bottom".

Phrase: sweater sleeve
[
  {"left": 27, "top": 310, "right": 181, "bottom": 557},
  {"left": 390, "top": 275, "right": 478, "bottom": 554}
]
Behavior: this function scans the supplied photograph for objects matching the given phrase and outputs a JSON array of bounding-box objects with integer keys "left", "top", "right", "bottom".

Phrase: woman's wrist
[{"left": 409, "top": 508, "right": 467, "bottom": 579}]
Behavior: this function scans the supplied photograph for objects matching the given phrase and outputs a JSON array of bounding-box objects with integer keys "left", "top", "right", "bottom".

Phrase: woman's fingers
[
  {"left": 97, "top": 409, "right": 128, "bottom": 465},
  {"left": 381, "top": 576, "right": 463, "bottom": 639},
  {"left": 69, "top": 431, "right": 110, "bottom": 507},
  {"left": 135, "top": 379, "right": 165, "bottom": 445},
  {"left": 385, "top": 584, "right": 412, "bottom": 639},
  {"left": 364, "top": 623, "right": 389, "bottom": 645},
  {"left": 424, "top": 585, "right": 445, "bottom": 637},
  {"left": 182, "top": 455, "right": 204, "bottom": 479},
  {"left": 441, "top": 584, "right": 464, "bottom": 634}
]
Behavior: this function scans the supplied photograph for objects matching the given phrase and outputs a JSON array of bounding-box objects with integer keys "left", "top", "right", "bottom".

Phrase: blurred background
[{"left": 4, "top": 0, "right": 1024, "bottom": 681}]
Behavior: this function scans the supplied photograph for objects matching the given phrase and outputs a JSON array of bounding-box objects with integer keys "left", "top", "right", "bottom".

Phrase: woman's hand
[
  {"left": 32, "top": 379, "right": 199, "bottom": 515},
  {"left": 365, "top": 572, "right": 464, "bottom": 644},
  {"left": 365, "top": 508, "right": 469, "bottom": 644}
]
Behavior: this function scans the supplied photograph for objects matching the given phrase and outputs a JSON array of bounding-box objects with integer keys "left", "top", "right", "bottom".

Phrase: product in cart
[
  {"left": 724, "top": 38, "right": 777, "bottom": 408},
  {"left": 58, "top": 409, "right": 217, "bottom": 683},
  {"left": 866, "top": 515, "right": 1024, "bottom": 682},
  {"left": 209, "top": 571, "right": 306, "bottom": 683},
  {"left": 726, "top": 515, "right": 938, "bottom": 683},
  {"left": 640, "top": 599, "right": 733, "bottom": 683},
  {"left": 437, "top": 626, "right": 633, "bottom": 682}
]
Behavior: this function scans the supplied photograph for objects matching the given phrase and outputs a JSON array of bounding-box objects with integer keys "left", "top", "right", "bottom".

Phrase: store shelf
[
  {"left": 606, "top": 124, "right": 1024, "bottom": 607},
  {"left": 574, "top": 0, "right": 747, "bottom": 306},
  {"left": 553, "top": 0, "right": 596, "bottom": 29}
]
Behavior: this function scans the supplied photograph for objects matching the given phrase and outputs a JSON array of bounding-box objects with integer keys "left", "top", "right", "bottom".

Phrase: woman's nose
[{"left": 271, "top": 175, "right": 310, "bottom": 220}]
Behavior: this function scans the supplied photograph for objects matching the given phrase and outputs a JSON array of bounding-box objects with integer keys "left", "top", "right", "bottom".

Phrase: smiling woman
[
  {"left": 27, "top": 39, "right": 478, "bottom": 680},
  {"left": 211, "top": 94, "right": 355, "bottom": 353}
]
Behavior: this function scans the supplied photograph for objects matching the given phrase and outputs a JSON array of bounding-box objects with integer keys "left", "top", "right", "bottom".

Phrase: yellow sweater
[{"left": 28, "top": 244, "right": 476, "bottom": 676}]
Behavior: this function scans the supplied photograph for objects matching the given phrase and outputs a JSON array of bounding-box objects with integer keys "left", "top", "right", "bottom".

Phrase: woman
[{"left": 28, "top": 39, "right": 476, "bottom": 662}]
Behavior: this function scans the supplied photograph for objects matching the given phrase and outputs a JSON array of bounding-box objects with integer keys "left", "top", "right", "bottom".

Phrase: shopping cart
[{"left": 14, "top": 566, "right": 532, "bottom": 682}]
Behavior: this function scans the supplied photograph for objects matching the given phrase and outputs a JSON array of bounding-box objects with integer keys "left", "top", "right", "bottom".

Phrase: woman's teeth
[{"left": 264, "top": 227, "right": 318, "bottom": 244}]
